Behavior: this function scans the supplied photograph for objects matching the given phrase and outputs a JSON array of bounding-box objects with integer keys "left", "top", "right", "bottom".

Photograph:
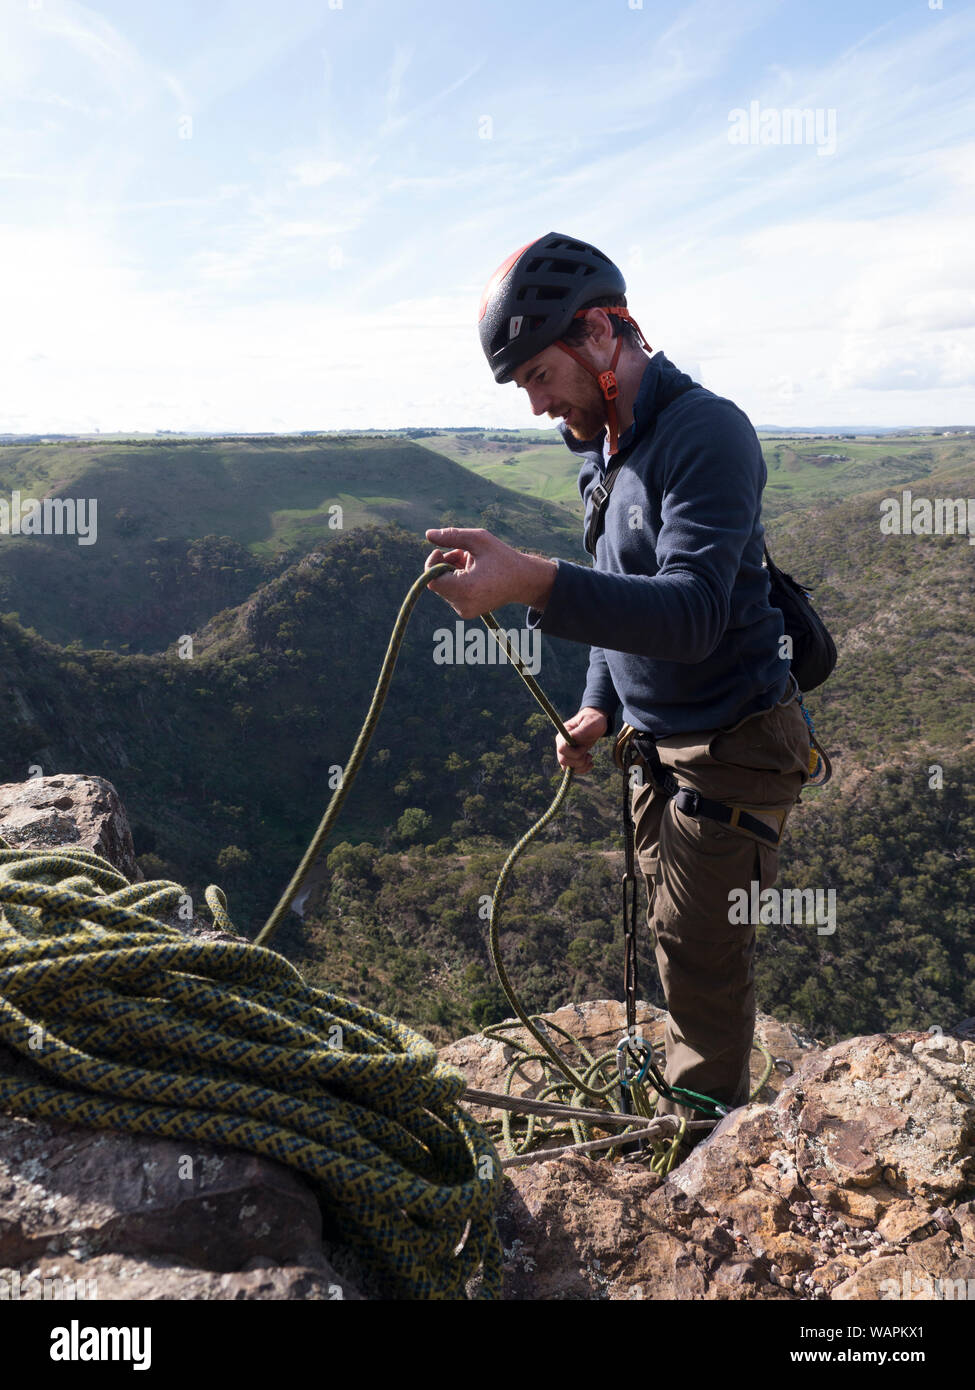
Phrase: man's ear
[{"left": 586, "top": 307, "right": 616, "bottom": 349}]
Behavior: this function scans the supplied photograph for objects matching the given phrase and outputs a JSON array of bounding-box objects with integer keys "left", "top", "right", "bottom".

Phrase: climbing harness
[{"left": 615, "top": 723, "right": 790, "bottom": 848}]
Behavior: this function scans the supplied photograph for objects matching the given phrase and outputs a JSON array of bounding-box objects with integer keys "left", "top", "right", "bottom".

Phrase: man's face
[{"left": 512, "top": 342, "right": 607, "bottom": 441}]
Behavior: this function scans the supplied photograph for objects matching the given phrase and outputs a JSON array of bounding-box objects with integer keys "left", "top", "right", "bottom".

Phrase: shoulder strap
[{"left": 584, "top": 378, "right": 698, "bottom": 557}]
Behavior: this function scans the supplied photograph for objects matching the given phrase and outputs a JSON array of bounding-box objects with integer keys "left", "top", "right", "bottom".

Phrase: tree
[{"left": 395, "top": 807, "right": 432, "bottom": 845}]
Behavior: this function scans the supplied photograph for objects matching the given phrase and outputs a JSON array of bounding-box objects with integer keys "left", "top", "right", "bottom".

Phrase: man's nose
[{"left": 526, "top": 385, "right": 553, "bottom": 417}]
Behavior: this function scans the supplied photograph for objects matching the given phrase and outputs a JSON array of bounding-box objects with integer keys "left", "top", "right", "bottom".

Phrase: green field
[
  {"left": 421, "top": 430, "right": 582, "bottom": 508},
  {"left": 417, "top": 427, "right": 975, "bottom": 525},
  {"left": 759, "top": 433, "right": 975, "bottom": 520}
]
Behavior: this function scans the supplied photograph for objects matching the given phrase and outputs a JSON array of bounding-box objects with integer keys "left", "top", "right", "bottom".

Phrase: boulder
[
  {"left": 0, "top": 1115, "right": 359, "bottom": 1300},
  {"left": 0, "top": 774, "right": 142, "bottom": 882}
]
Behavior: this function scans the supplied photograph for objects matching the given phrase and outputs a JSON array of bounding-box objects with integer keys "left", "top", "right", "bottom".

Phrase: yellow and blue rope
[{"left": 0, "top": 843, "right": 502, "bottom": 1300}]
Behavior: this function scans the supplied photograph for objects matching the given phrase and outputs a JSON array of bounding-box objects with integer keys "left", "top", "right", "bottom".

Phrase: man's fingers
[
  {"left": 426, "top": 547, "right": 468, "bottom": 576},
  {"left": 558, "top": 749, "right": 593, "bottom": 774},
  {"left": 426, "top": 527, "right": 483, "bottom": 549}
]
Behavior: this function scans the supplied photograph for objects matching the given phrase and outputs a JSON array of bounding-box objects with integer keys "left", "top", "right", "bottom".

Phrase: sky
[{"left": 1, "top": 0, "right": 973, "bottom": 433}]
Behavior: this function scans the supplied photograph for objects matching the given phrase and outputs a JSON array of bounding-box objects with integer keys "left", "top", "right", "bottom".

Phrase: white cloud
[{"left": 289, "top": 159, "right": 349, "bottom": 188}]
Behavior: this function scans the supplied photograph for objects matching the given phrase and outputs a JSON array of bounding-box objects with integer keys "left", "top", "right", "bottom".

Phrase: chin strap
[{"left": 553, "top": 308, "right": 652, "bottom": 456}]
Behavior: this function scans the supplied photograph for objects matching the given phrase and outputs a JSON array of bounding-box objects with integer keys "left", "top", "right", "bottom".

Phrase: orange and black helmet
[
  {"left": 478, "top": 232, "right": 651, "bottom": 454},
  {"left": 478, "top": 232, "right": 628, "bottom": 383}
]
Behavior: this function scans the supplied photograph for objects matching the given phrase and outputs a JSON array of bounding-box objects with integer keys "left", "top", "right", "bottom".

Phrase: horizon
[{"left": 2, "top": 425, "right": 973, "bottom": 441}]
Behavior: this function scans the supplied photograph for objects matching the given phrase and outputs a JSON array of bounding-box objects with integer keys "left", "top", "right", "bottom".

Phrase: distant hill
[
  {"left": 0, "top": 437, "right": 583, "bottom": 651},
  {"left": 0, "top": 524, "right": 601, "bottom": 935}
]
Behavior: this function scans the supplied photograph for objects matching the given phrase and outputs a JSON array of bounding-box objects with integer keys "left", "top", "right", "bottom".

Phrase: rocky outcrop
[
  {"left": 0, "top": 774, "right": 142, "bottom": 882},
  {"left": 0, "top": 1116, "right": 358, "bottom": 1300},
  {"left": 2, "top": 774, "right": 973, "bottom": 1302},
  {"left": 460, "top": 1008, "right": 975, "bottom": 1300}
]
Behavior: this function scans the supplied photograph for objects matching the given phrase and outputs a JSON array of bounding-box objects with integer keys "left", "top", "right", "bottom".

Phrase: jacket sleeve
[
  {"left": 581, "top": 646, "right": 620, "bottom": 722},
  {"left": 528, "top": 403, "right": 764, "bottom": 664}
]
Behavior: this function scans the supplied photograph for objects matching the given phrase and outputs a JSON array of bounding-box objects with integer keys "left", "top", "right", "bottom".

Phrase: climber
[{"left": 424, "top": 231, "right": 812, "bottom": 1151}]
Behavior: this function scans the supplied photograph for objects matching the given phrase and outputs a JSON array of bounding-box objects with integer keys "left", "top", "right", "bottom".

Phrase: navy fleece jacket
[{"left": 526, "top": 351, "right": 788, "bottom": 738}]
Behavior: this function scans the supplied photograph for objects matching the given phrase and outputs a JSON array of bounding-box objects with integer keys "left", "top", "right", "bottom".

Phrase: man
[{"left": 425, "top": 231, "right": 810, "bottom": 1147}]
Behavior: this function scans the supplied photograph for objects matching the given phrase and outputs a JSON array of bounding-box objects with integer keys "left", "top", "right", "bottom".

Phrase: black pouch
[{"left": 763, "top": 543, "right": 837, "bottom": 692}]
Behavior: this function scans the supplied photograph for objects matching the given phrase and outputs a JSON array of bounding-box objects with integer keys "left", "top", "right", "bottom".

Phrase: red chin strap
[{"left": 553, "top": 308, "right": 652, "bottom": 455}]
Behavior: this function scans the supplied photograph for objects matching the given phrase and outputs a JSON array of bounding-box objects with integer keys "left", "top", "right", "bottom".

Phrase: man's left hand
[{"left": 424, "top": 527, "right": 556, "bottom": 618}]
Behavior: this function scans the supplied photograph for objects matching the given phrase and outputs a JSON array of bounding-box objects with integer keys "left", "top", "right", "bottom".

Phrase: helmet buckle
[{"left": 598, "top": 370, "right": 619, "bottom": 401}]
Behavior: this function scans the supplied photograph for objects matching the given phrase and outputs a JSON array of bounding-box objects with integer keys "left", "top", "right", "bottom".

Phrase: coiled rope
[
  {"left": 0, "top": 844, "right": 502, "bottom": 1300},
  {"left": 478, "top": 1016, "right": 776, "bottom": 1174}
]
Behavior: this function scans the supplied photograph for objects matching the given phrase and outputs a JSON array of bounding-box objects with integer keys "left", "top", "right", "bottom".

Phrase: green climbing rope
[
  {"left": 256, "top": 565, "right": 459, "bottom": 949},
  {"left": 475, "top": 617, "right": 767, "bottom": 1172},
  {"left": 0, "top": 842, "right": 502, "bottom": 1300},
  {"left": 479, "top": 1016, "right": 776, "bottom": 1175}
]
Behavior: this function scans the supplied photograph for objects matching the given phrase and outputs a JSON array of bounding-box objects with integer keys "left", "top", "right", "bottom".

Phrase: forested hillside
[{"left": 0, "top": 432, "right": 971, "bottom": 1045}]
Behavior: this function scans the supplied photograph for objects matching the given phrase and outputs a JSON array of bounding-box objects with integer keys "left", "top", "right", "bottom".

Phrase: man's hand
[
  {"left": 425, "top": 527, "right": 556, "bottom": 618},
  {"left": 556, "top": 707, "right": 609, "bottom": 774}
]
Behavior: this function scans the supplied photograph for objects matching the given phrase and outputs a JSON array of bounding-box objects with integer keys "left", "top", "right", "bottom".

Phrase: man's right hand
[{"left": 556, "top": 707, "right": 609, "bottom": 774}]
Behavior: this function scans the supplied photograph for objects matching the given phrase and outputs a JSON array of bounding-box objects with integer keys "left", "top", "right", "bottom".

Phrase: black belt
[{"left": 629, "top": 732, "right": 785, "bottom": 848}]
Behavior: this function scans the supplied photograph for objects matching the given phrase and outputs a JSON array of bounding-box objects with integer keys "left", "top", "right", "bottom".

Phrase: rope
[
  {"left": 255, "top": 565, "right": 459, "bottom": 948},
  {"left": 479, "top": 1016, "right": 777, "bottom": 1173},
  {"left": 0, "top": 842, "right": 502, "bottom": 1300},
  {"left": 474, "top": 615, "right": 782, "bottom": 1168}
]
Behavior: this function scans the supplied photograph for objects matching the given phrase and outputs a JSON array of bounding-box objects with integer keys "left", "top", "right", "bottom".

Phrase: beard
[
  {"left": 554, "top": 357, "right": 609, "bottom": 440},
  {"left": 565, "top": 402, "right": 607, "bottom": 440}
]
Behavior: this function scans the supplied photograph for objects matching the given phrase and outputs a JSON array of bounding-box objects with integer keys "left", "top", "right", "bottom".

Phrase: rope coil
[{"left": 0, "top": 843, "right": 503, "bottom": 1300}]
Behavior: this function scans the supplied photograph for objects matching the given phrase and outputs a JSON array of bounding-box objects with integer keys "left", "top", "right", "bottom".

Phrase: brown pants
[{"left": 624, "top": 680, "right": 811, "bottom": 1135}]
